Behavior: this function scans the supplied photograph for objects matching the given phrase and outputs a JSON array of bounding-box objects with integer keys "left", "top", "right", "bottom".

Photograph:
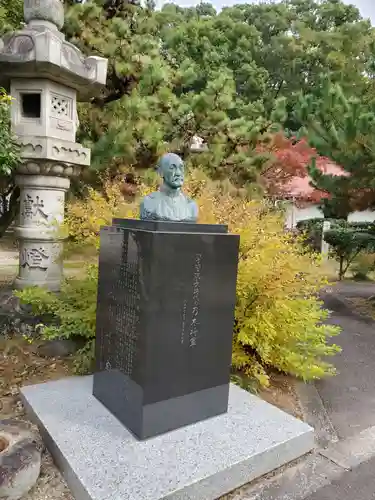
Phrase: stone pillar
[{"left": 14, "top": 175, "right": 70, "bottom": 291}]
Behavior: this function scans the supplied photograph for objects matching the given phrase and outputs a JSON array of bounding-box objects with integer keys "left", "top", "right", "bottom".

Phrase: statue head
[{"left": 158, "top": 153, "right": 184, "bottom": 190}]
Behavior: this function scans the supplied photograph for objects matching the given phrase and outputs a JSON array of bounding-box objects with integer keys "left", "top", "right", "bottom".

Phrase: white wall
[
  {"left": 347, "top": 210, "right": 375, "bottom": 224},
  {"left": 285, "top": 204, "right": 324, "bottom": 229},
  {"left": 285, "top": 204, "right": 375, "bottom": 229}
]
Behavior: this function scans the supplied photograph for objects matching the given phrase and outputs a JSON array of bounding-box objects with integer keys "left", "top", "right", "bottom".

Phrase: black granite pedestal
[{"left": 93, "top": 218, "right": 240, "bottom": 440}]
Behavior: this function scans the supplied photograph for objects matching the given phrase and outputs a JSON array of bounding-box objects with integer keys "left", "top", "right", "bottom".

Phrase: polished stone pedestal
[
  {"left": 94, "top": 219, "right": 240, "bottom": 439},
  {"left": 21, "top": 376, "right": 314, "bottom": 500}
]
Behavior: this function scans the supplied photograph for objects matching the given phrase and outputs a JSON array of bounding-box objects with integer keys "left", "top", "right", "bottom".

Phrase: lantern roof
[{"left": 0, "top": 0, "right": 108, "bottom": 100}]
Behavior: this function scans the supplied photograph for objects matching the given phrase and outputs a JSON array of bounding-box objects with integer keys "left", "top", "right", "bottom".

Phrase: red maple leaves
[{"left": 258, "top": 133, "right": 345, "bottom": 202}]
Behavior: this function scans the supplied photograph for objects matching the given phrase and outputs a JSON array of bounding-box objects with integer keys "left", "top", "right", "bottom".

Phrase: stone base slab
[{"left": 20, "top": 376, "right": 314, "bottom": 500}]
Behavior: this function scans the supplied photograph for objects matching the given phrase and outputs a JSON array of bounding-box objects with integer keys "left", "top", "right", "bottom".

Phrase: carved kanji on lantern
[
  {"left": 20, "top": 246, "right": 49, "bottom": 270},
  {"left": 22, "top": 194, "right": 48, "bottom": 220}
]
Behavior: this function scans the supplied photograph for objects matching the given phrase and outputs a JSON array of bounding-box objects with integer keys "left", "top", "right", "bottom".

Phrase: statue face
[{"left": 159, "top": 153, "right": 184, "bottom": 189}]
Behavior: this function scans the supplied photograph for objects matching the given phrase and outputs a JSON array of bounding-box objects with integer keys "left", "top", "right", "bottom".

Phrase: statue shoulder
[
  {"left": 140, "top": 191, "right": 162, "bottom": 220},
  {"left": 184, "top": 195, "right": 198, "bottom": 219},
  {"left": 140, "top": 191, "right": 160, "bottom": 206}
]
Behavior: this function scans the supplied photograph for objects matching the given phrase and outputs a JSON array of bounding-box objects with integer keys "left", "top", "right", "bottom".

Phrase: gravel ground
[
  {"left": 0, "top": 336, "right": 74, "bottom": 500},
  {"left": 26, "top": 451, "right": 73, "bottom": 500}
]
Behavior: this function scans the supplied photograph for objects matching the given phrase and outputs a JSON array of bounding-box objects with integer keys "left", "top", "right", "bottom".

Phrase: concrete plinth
[{"left": 21, "top": 376, "right": 314, "bottom": 500}]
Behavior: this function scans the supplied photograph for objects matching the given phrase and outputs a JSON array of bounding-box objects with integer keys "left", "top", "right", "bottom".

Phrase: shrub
[
  {"left": 226, "top": 205, "right": 340, "bottom": 386},
  {"left": 296, "top": 218, "right": 324, "bottom": 252},
  {"left": 64, "top": 178, "right": 143, "bottom": 252},
  {"left": 351, "top": 253, "right": 375, "bottom": 281},
  {"left": 15, "top": 265, "right": 98, "bottom": 373},
  {"left": 324, "top": 222, "right": 375, "bottom": 280},
  {"left": 17, "top": 173, "right": 341, "bottom": 386},
  {"left": 297, "top": 219, "right": 375, "bottom": 280},
  {"left": 296, "top": 218, "right": 350, "bottom": 253}
]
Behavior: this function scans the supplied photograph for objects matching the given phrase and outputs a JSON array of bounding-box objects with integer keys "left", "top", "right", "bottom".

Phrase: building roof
[{"left": 278, "top": 161, "right": 347, "bottom": 204}]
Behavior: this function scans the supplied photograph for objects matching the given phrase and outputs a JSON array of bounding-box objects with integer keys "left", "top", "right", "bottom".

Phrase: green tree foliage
[
  {"left": 245, "top": 0, "right": 375, "bottom": 104},
  {"left": 297, "top": 218, "right": 325, "bottom": 252},
  {"left": 157, "top": 0, "right": 375, "bottom": 129},
  {"left": 0, "top": 0, "right": 23, "bottom": 35},
  {"left": 0, "top": 0, "right": 23, "bottom": 235},
  {"left": 63, "top": 0, "right": 283, "bottom": 188},
  {"left": 295, "top": 81, "right": 375, "bottom": 217},
  {"left": 297, "top": 218, "right": 375, "bottom": 279},
  {"left": 62, "top": 0, "right": 375, "bottom": 187},
  {"left": 0, "top": 90, "right": 20, "bottom": 236},
  {"left": 0, "top": 92, "right": 19, "bottom": 177}
]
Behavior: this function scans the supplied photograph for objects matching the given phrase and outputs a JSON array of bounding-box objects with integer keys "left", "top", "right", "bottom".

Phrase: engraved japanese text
[
  {"left": 23, "top": 194, "right": 48, "bottom": 221},
  {"left": 20, "top": 247, "right": 49, "bottom": 270},
  {"left": 189, "top": 253, "right": 202, "bottom": 348}
]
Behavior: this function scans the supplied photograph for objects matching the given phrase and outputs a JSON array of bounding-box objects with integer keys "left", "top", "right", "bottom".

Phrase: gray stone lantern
[{"left": 0, "top": 0, "right": 108, "bottom": 291}]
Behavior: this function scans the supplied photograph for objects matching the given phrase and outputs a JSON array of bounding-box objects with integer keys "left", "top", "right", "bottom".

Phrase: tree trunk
[{"left": 339, "top": 256, "right": 344, "bottom": 280}]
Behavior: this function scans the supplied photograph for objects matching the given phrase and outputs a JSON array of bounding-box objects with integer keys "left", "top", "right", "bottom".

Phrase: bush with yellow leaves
[
  {"left": 17, "top": 170, "right": 340, "bottom": 386},
  {"left": 196, "top": 183, "right": 340, "bottom": 387},
  {"left": 231, "top": 207, "right": 340, "bottom": 386},
  {"left": 63, "top": 178, "right": 153, "bottom": 252}
]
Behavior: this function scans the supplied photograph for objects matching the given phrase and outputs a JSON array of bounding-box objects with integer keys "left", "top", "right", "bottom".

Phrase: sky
[
  {"left": 349, "top": 0, "right": 375, "bottom": 23},
  {"left": 158, "top": 0, "right": 375, "bottom": 24}
]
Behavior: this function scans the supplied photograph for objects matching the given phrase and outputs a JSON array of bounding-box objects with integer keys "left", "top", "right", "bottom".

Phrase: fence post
[{"left": 321, "top": 220, "right": 331, "bottom": 259}]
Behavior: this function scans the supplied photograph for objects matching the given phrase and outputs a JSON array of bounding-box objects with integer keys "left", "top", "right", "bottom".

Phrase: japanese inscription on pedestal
[
  {"left": 101, "top": 232, "right": 141, "bottom": 377},
  {"left": 180, "top": 300, "right": 187, "bottom": 345},
  {"left": 189, "top": 253, "right": 202, "bottom": 348},
  {"left": 115, "top": 256, "right": 140, "bottom": 376}
]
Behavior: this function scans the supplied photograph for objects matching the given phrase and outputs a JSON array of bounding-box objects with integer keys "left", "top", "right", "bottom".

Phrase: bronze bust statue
[{"left": 140, "top": 153, "right": 198, "bottom": 222}]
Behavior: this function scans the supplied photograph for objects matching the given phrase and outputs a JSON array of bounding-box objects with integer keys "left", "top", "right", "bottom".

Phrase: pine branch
[{"left": 91, "top": 67, "right": 139, "bottom": 107}]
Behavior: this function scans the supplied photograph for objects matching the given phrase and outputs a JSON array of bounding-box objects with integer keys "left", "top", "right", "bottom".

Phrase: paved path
[
  {"left": 306, "top": 284, "right": 375, "bottom": 499},
  {"left": 237, "top": 283, "right": 375, "bottom": 500},
  {"left": 316, "top": 286, "right": 375, "bottom": 439},
  {"left": 305, "top": 455, "right": 375, "bottom": 500}
]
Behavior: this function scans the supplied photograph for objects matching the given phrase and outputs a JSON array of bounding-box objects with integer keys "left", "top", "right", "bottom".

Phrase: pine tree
[
  {"left": 64, "top": 1, "right": 278, "bottom": 187},
  {"left": 0, "top": 0, "right": 23, "bottom": 35},
  {"left": 294, "top": 80, "right": 375, "bottom": 217}
]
